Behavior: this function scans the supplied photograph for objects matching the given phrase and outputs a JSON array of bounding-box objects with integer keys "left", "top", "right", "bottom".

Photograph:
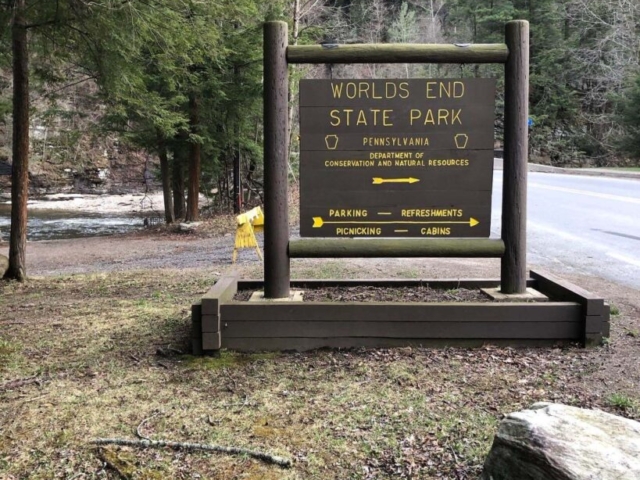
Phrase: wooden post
[
  {"left": 287, "top": 44, "right": 509, "bottom": 64},
  {"left": 289, "top": 239, "right": 505, "bottom": 258},
  {"left": 263, "top": 21, "right": 290, "bottom": 299},
  {"left": 501, "top": 20, "right": 529, "bottom": 294}
]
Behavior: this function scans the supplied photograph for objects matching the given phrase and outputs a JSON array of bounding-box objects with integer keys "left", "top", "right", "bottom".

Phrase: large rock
[{"left": 482, "top": 402, "right": 640, "bottom": 480}]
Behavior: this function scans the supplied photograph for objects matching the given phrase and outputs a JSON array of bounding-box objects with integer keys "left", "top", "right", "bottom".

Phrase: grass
[
  {"left": 395, "top": 268, "right": 421, "bottom": 279},
  {"left": 0, "top": 266, "right": 637, "bottom": 479},
  {"left": 607, "top": 393, "right": 638, "bottom": 413},
  {"left": 625, "top": 328, "right": 639, "bottom": 338},
  {"left": 0, "top": 338, "right": 23, "bottom": 373},
  {"left": 291, "top": 259, "right": 363, "bottom": 279},
  {"left": 600, "top": 166, "right": 640, "bottom": 172}
]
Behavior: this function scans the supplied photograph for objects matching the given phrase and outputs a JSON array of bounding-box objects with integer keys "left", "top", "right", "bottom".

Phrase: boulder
[
  {"left": 482, "top": 402, "right": 640, "bottom": 480},
  {"left": 0, "top": 254, "right": 8, "bottom": 277}
]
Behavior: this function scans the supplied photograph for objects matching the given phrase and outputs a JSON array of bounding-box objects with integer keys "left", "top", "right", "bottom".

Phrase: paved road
[{"left": 491, "top": 171, "right": 640, "bottom": 290}]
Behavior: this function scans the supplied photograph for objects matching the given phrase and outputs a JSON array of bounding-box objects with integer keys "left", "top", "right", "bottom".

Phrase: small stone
[{"left": 179, "top": 222, "right": 203, "bottom": 232}]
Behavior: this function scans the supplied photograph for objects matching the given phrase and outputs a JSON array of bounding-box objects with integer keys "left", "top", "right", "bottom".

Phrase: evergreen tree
[
  {"left": 0, "top": 0, "right": 98, "bottom": 280},
  {"left": 618, "top": 73, "right": 640, "bottom": 160}
]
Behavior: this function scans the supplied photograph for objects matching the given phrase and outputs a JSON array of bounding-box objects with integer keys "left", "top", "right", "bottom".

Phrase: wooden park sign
[
  {"left": 192, "top": 20, "right": 611, "bottom": 354},
  {"left": 258, "top": 21, "right": 530, "bottom": 298},
  {"left": 299, "top": 78, "right": 496, "bottom": 238}
]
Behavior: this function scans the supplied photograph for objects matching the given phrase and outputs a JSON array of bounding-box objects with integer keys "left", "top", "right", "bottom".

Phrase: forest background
[{"left": 1, "top": 0, "right": 639, "bottom": 222}]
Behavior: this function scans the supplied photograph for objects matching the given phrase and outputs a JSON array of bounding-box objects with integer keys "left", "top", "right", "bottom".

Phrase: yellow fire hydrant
[{"left": 233, "top": 206, "right": 264, "bottom": 263}]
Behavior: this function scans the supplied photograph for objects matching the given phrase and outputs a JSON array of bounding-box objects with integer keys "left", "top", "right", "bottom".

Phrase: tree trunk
[
  {"left": 5, "top": 0, "right": 29, "bottom": 282},
  {"left": 157, "top": 135, "right": 174, "bottom": 224},
  {"left": 287, "top": 0, "right": 300, "bottom": 154},
  {"left": 185, "top": 93, "right": 200, "bottom": 222},
  {"left": 171, "top": 142, "right": 186, "bottom": 220},
  {"left": 171, "top": 159, "right": 185, "bottom": 219},
  {"left": 233, "top": 124, "right": 242, "bottom": 214}
]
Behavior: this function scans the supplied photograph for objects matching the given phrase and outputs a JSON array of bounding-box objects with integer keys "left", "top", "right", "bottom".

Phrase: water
[{"left": 0, "top": 204, "right": 145, "bottom": 241}]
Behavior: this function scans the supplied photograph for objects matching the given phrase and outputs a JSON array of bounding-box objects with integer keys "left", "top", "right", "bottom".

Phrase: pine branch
[{"left": 90, "top": 438, "right": 292, "bottom": 468}]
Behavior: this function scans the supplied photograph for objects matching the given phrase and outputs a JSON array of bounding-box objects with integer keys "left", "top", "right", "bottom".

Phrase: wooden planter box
[{"left": 192, "top": 270, "right": 609, "bottom": 353}]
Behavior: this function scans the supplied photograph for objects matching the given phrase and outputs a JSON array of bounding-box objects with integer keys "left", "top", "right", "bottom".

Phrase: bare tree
[{"left": 567, "top": 0, "right": 640, "bottom": 151}]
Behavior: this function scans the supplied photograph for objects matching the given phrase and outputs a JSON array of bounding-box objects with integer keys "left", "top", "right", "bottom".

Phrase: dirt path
[
  {"left": 20, "top": 232, "right": 239, "bottom": 276},
  {"left": 10, "top": 225, "right": 508, "bottom": 279}
]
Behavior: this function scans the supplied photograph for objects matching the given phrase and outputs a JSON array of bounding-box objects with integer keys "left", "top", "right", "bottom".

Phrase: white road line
[{"left": 528, "top": 183, "right": 640, "bottom": 205}]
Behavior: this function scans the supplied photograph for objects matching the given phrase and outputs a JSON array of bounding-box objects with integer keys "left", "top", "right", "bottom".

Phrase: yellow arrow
[
  {"left": 312, "top": 217, "right": 479, "bottom": 228},
  {"left": 372, "top": 177, "right": 420, "bottom": 185}
]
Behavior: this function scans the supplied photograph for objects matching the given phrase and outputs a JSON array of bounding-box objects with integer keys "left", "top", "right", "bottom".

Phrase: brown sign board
[
  {"left": 299, "top": 78, "right": 496, "bottom": 238},
  {"left": 299, "top": 78, "right": 496, "bottom": 108},
  {"left": 300, "top": 190, "right": 492, "bottom": 238},
  {"left": 301, "top": 150, "right": 494, "bottom": 191}
]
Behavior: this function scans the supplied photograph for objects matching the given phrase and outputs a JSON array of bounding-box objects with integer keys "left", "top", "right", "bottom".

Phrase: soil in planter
[{"left": 234, "top": 285, "right": 492, "bottom": 302}]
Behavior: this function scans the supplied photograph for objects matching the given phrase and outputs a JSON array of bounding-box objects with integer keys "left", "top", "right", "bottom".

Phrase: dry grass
[{"left": 0, "top": 266, "right": 638, "bottom": 479}]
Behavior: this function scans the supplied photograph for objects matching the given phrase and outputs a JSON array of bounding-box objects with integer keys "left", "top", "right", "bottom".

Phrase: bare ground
[{"left": 1, "top": 223, "right": 639, "bottom": 479}]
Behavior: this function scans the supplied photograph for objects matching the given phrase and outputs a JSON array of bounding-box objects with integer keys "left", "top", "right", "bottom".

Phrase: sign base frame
[{"left": 192, "top": 270, "right": 608, "bottom": 352}]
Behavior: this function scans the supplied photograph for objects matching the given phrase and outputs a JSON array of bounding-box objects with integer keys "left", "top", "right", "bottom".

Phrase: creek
[{"left": 0, "top": 204, "right": 146, "bottom": 241}]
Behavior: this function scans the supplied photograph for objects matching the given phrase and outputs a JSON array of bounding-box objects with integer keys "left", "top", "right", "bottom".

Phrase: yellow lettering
[
  {"left": 453, "top": 81, "right": 465, "bottom": 98},
  {"left": 330, "top": 109, "right": 340, "bottom": 126},
  {"left": 385, "top": 82, "right": 397, "bottom": 99},
  {"left": 371, "top": 109, "right": 381, "bottom": 124},
  {"left": 426, "top": 81, "right": 437, "bottom": 99},
  {"left": 403, "top": 209, "right": 462, "bottom": 218},
  {"left": 372, "top": 82, "right": 382, "bottom": 99},
  {"left": 410, "top": 109, "right": 420, "bottom": 125},
  {"left": 357, "top": 110, "right": 367, "bottom": 126},
  {"left": 424, "top": 109, "right": 435, "bottom": 125},
  {"left": 358, "top": 82, "right": 370, "bottom": 98},
  {"left": 438, "top": 109, "right": 449, "bottom": 125},
  {"left": 451, "top": 109, "right": 462, "bottom": 125},
  {"left": 328, "top": 209, "right": 368, "bottom": 218},
  {"left": 336, "top": 226, "right": 380, "bottom": 236},
  {"left": 399, "top": 82, "right": 410, "bottom": 99},
  {"left": 427, "top": 158, "right": 470, "bottom": 167},
  {"left": 324, "top": 160, "right": 375, "bottom": 167},
  {"left": 420, "top": 227, "right": 451, "bottom": 235},
  {"left": 344, "top": 108, "right": 353, "bottom": 126},
  {"left": 346, "top": 82, "right": 357, "bottom": 99},
  {"left": 383, "top": 110, "right": 393, "bottom": 127},
  {"left": 330, "top": 82, "right": 344, "bottom": 98},
  {"left": 440, "top": 81, "right": 451, "bottom": 98}
]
